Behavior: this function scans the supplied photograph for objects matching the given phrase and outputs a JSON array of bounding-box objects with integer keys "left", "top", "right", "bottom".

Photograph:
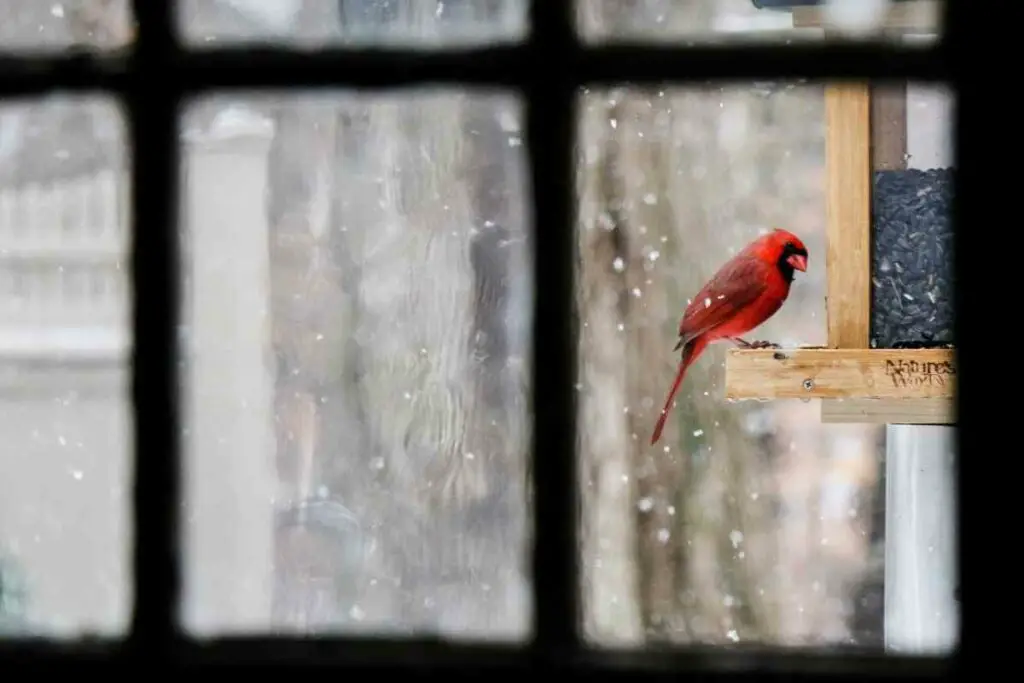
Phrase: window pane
[
  {"left": 0, "top": 1, "right": 134, "bottom": 52},
  {"left": 178, "top": 0, "right": 527, "bottom": 48},
  {"left": 180, "top": 91, "right": 532, "bottom": 638},
  {"left": 578, "top": 0, "right": 943, "bottom": 45},
  {"left": 576, "top": 81, "right": 956, "bottom": 652},
  {"left": 0, "top": 96, "right": 131, "bottom": 637}
]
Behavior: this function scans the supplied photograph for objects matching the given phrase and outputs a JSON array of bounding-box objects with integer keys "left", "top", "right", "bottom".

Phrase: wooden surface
[
  {"left": 793, "top": 0, "right": 941, "bottom": 32},
  {"left": 724, "top": 347, "right": 955, "bottom": 400},
  {"left": 820, "top": 397, "right": 953, "bottom": 425},
  {"left": 825, "top": 82, "right": 872, "bottom": 349}
]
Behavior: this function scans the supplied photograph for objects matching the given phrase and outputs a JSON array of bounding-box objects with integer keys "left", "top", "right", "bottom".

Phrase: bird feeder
[{"left": 724, "top": 3, "right": 954, "bottom": 426}]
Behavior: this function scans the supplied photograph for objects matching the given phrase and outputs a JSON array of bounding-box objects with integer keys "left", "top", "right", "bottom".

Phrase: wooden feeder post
[{"left": 726, "top": 1, "right": 956, "bottom": 653}]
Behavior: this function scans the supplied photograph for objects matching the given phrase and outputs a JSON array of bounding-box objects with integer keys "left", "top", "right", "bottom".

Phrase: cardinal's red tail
[{"left": 650, "top": 336, "right": 709, "bottom": 445}]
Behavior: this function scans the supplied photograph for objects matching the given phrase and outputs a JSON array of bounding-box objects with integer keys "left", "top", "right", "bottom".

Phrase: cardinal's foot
[{"left": 747, "top": 340, "right": 781, "bottom": 349}]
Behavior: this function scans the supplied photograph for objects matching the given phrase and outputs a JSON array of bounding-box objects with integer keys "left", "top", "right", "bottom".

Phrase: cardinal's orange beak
[{"left": 787, "top": 254, "right": 807, "bottom": 272}]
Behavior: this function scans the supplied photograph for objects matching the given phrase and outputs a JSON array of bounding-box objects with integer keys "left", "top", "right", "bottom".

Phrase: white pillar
[
  {"left": 180, "top": 110, "right": 277, "bottom": 634},
  {"left": 883, "top": 426, "right": 958, "bottom": 654}
]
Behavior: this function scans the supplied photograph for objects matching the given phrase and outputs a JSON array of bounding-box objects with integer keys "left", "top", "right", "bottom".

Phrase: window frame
[{"left": 0, "top": 1, "right": 969, "bottom": 676}]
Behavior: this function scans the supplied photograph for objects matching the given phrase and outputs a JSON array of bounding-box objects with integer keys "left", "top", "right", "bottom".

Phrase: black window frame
[{"left": 0, "top": 1, "right": 972, "bottom": 677}]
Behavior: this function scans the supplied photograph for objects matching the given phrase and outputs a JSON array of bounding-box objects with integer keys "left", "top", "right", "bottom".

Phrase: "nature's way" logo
[{"left": 884, "top": 358, "right": 955, "bottom": 389}]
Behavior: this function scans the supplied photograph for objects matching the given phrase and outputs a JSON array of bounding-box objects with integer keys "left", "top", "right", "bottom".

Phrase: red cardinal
[{"left": 650, "top": 228, "right": 808, "bottom": 445}]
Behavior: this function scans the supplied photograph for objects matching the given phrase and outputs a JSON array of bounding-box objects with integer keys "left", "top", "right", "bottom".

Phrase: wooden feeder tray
[{"left": 723, "top": 78, "right": 955, "bottom": 425}]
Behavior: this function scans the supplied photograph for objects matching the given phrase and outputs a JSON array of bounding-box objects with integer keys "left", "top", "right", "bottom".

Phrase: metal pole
[{"left": 883, "top": 425, "right": 958, "bottom": 654}]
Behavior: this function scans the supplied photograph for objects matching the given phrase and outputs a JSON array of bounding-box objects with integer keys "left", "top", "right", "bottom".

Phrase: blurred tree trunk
[
  {"left": 265, "top": 96, "right": 348, "bottom": 629},
  {"left": 576, "top": 97, "right": 643, "bottom": 644},
  {"left": 265, "top": 0, "right": 349, "bottom": 631},
  {"left": 316, "top": 92, "right": 528, "bottom": 637},
  {"left": 462, "top": 97, "right": 532, "bottom": 598},
  {"left": 612, "top": 94, "right": 691, "bottom": 640}
]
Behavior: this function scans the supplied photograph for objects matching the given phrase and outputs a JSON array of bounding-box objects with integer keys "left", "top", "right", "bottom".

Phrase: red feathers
[{"left": 650, "top": 229, "right": 808, "bottom": 445}]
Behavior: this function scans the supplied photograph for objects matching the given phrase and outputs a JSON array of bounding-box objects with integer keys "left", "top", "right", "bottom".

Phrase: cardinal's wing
[{"left": 675, "top": 256, "right": 770, "bottom": 348}]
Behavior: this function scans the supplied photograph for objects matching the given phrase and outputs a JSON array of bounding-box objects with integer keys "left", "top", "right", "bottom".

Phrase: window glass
[
  {"left": 575, "top": 80, "right": 956, "bottom": 653},
  {"left": 578, "top": 0, "right": 943, "bottom": 46},
  {"left": 0, "top": 1, "right": 134, "bottom": 52},
  {"left": 178, "top": 0, "right": 527, "bottom": 49},
  {"left": 0, "top": 96, "right": 131, "bottom": 637},
  {"left": 179, "top": 90, "right": 533, "bottom": 638}
]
